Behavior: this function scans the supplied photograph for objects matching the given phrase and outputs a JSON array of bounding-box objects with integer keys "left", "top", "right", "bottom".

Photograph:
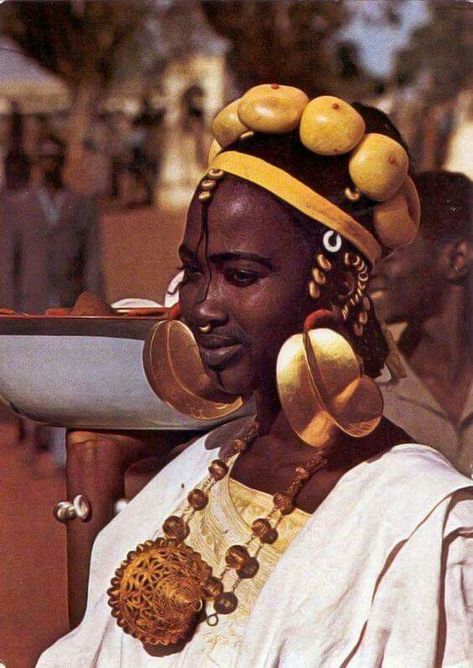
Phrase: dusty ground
[{"left": 0, "top": 414, "right": 68, "bottom": 668}]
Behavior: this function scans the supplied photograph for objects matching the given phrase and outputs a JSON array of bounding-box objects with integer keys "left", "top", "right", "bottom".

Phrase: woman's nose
[{"left": 191, "top": 285, "right": 228, "bottom": 329}]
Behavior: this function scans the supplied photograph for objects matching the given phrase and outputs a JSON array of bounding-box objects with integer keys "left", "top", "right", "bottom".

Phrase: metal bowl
[{"left": 0, "top": 316, "right": 251, "bottom": 430}]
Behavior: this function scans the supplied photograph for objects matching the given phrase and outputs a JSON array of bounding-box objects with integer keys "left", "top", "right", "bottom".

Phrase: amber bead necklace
[{"left": 108, "top": 421, "right": 328, "bottom": 647}]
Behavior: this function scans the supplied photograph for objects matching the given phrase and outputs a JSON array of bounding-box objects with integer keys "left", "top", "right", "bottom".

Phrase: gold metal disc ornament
[
  {"left": 108, "top": 538, "right": 213, "bottom": 646},
  {"left": 277, "top": 327, "right": 383, "bottom": 448},
  {"left": 143, "top": 320, "right": 244, "bottom": 420}
]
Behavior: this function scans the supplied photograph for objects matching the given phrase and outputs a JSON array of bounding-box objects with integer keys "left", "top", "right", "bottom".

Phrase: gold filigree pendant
[{"left": 107, "top": 537, "right": 213, "bottom": 647}]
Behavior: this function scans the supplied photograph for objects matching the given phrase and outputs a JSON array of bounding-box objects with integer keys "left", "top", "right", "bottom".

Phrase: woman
[{"left": 39, "top": 86, "right": 473, "bottom": 667}]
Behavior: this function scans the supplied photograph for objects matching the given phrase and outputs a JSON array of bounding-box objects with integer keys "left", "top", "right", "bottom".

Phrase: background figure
[
  {"left": 133, "top": 97, "right": 166, "bottom": 207},
  {"left": 370, "top": 171, "right": 473, "bottom": 476},
  {"left": 180, "top": 84, "right": 206, "bottom": 168},
  {"left": 0, "top": 134, "right": 104, "bottom": 313},
  {"left": 127, "top": 117, "right": 151, "bottom": 207},
  {"left": 0, "top": 135, "right": 105, "bottom": 466},
  {"left": 3, "top": 102, "right": 31, "bottom": 192}
]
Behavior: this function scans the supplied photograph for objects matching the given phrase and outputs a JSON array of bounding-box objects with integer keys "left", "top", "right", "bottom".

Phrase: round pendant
[{"left": 108, "top": 537, "right": 213, "bottom": 646}]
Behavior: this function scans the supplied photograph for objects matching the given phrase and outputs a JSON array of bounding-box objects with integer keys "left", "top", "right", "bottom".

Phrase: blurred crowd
[
  {"left": 0, "top": 81, "right": 212, "bottom": 208},
  {"left": 0, "top": 97, "right": 167, "bottom": 207}
]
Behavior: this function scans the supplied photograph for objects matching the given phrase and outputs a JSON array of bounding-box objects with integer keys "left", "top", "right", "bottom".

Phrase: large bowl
[{"left": 0, "top": 316, "right": 252, "bottom": 430}]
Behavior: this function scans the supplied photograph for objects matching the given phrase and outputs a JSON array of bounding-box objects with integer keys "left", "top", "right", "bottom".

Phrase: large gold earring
[
  {"left": 276, "top": 309, "right": 383, "bottom": 449},
  {"left": 143, "top": 320, "right": 244, "bottom": 420}
]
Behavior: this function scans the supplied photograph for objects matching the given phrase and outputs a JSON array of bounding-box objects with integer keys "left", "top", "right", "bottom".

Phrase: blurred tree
[
  {"left": 396, "top": 1, "right": 473, "bottom": 105},
  {"left": 394, "top": 0, "right": 473, "bottom": 168},
  {"left": 200, "top": 0, "right": 374, "bottom": 98},
  {"left": 0, "top": 0, "right": 154, "bottom": 184}
]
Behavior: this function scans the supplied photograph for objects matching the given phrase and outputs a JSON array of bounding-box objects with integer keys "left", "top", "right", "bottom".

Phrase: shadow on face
[{"left": 178, "top": 177, "right": 316, "bottom": 398}]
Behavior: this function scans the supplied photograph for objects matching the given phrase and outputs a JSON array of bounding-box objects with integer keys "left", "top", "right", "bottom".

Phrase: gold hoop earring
[
  {"left": 143, "top": 320, "right": 244, "bottom": 420},
  {"left": 276, "top": 312, "right": 383, "bottom": 449}
]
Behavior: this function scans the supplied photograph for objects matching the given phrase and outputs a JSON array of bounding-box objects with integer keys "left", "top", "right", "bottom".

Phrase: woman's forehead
[{"left": 183, "top": 180, "right": 307, "bottom": 257}]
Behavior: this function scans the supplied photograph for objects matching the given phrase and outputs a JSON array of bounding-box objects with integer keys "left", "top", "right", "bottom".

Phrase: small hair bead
[
  {"left": 316, "top": 253, "right": 332, "bottom": 271},
  {"left": 344, "top": 252, "right": 356, "bottom": 267},
  {"left": 207, "top": 168, "right": 224, "bottom": 180},
  {"left": 200, "top": 179, "right": 217, "bottom": 191},
  {"left": 309, "top": 280, "right": 320, "bottom": 300},
  {"left": 198, "top": 191, "right": 212, "bottom": 202},
  {"left": 344, "top": 186, "right": 361, "bottom": 202},
  {"left": 352, "top": 256, "right": 364, "bottom": 271},
  {"left": 312, "top": 267, "right": 327, "bottom": 286},
  {"left": 353, "top": 322, "right": 364, "bottom": 337}
]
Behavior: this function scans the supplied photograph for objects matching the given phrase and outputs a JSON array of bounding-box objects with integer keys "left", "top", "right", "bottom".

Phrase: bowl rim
[{"left": 0, "top": 315, "right": 162, "bottom": 339}]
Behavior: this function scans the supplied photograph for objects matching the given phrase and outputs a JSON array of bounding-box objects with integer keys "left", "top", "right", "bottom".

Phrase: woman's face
[{"left": 179, "top": 178, "right": 315, "bottom": 397}]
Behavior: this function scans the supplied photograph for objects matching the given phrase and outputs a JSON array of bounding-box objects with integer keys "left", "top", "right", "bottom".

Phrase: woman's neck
[
  {"left": 231, "top": 408, "right": 406, "bottom": 514},
  {"left": 254, "top": 385, "right": 281, "bottom": 436}
]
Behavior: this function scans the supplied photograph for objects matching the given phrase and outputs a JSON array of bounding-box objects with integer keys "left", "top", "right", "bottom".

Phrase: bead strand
[
  {"left": 162, "top": 425, "right": 258, "bottom": 543},
  {"left": 207, "top": 449, "right": 328, "bottom": 625}
]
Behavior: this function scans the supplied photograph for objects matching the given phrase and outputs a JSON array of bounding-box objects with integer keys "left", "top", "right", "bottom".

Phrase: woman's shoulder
[
  {"left": 336, "top": 441, "right": 473, "bottom": 534},
  {"left": 382, "top": 440, "right": 471, "bottom": 483}
]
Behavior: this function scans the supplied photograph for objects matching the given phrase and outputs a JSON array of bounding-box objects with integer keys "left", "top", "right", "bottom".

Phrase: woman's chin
[{"left": 205, "top": 362, "right": 256, "bottom": 399}]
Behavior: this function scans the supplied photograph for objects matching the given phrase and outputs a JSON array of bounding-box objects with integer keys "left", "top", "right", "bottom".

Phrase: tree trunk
[{"left": 64, "top": 78, "right": 101, "bottom": 192}]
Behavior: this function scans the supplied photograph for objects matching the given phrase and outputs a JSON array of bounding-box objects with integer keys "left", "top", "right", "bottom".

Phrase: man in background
[
  {"left": 0, "top": 135, "right": 104, "bottom": 314},
  {"left": 370, "top": 170, "right": 473, "bottom": 476}
]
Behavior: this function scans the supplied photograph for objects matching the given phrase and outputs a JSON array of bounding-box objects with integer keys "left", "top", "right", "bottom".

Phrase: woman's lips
[{"left": 199, "top": 342, "right": 244, "bottom": 370}]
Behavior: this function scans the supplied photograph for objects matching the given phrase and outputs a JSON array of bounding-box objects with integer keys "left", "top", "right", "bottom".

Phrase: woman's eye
[{"left": 224, "top": 268, "right": 259, "bottom": 286}]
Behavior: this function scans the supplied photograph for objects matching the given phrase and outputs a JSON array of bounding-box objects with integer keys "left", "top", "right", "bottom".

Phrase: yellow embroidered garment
[{"left": 188, "top": 475, "right": 309, "bottom": 615}]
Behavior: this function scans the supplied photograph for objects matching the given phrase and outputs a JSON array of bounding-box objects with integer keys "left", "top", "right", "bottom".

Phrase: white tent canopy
[{"left": 0, "top": 36, "right": 70, "bottom": 114}]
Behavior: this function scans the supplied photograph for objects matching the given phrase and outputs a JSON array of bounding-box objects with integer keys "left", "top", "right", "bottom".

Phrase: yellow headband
[{"left": 210, "top": 151, "right": 382, "bottom": 266}]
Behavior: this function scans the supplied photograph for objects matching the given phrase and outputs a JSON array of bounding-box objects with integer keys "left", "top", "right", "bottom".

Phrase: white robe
[{"left": 38, "top": 422, "right": 473, "bottom": 667}]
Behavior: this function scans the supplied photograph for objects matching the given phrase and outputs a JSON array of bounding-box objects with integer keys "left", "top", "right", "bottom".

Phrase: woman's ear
[{"left": 447, "top": 239, "right": 472, "bottom": 281}]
